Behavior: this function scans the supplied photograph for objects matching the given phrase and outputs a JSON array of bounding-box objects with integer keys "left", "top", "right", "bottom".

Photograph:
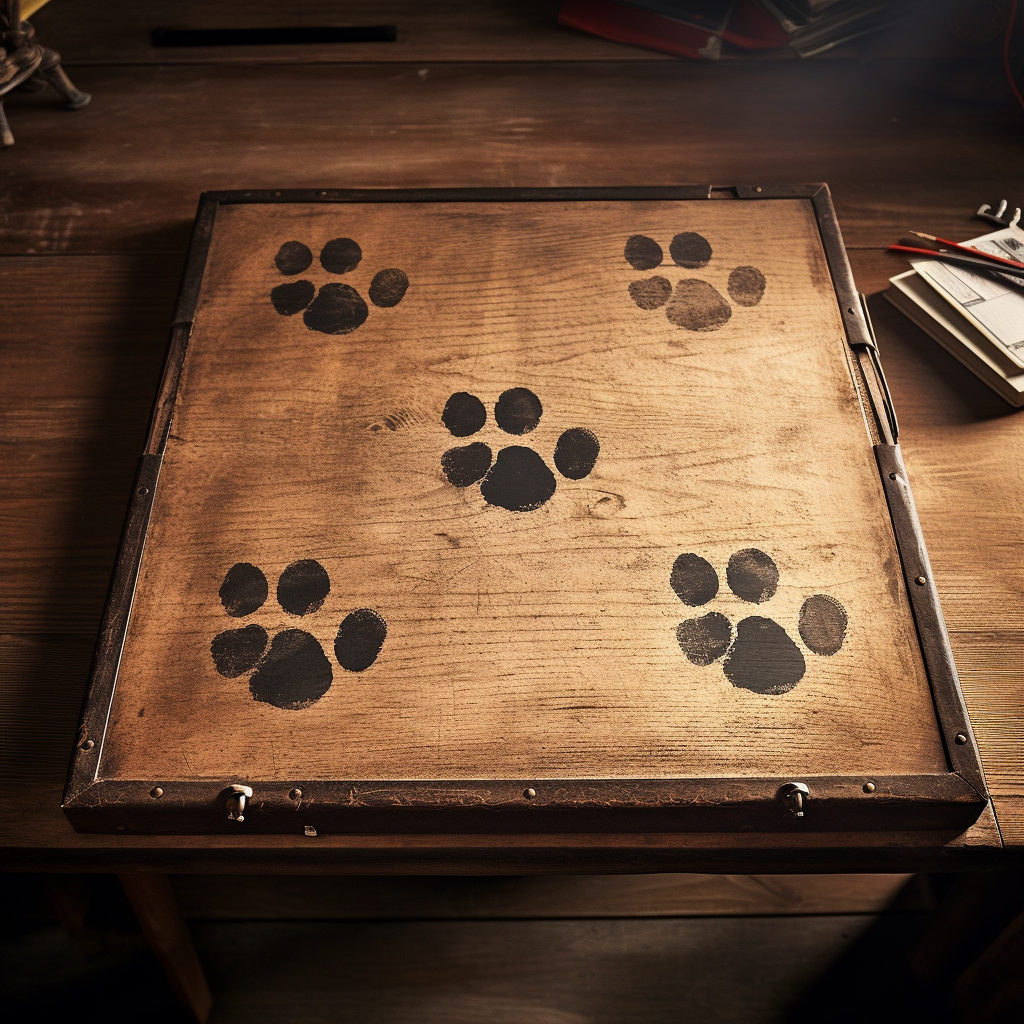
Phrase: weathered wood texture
[
  {"left": 100, "top": 197, "right": 942, "bottom": 784},
  {"left": 172, "top": 871, "right": 927, "bottom": 919},
  {"left": 1, "top": 63, "right": 1021, "bottom": 255},
  {"left": 1, "top": 244, "right": 1019, "bottom": 864}
]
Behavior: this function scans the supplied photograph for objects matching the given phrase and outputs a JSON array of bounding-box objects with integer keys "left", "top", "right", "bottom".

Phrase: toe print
[
  {"left": 209, "top": 560, "right": 387, "bottom": 710},
  {"left": 219, "top": 562, "right": 268, "bottom": 617},
  {"left": 269, "top": 237, "right": 408, "bottom": 334},
  {"left": 799, "top": 594, "right": 848, "bottom": 656},
  {"left": 670, "top": 549, "right": 848, "bottom": 695},
  {"left": 439, "top": 388, "right": 600, "bottom": 511},
  {"left": 441, "top": 442, "right": 493, "bottom": 487},
  {"left": 494, "top": 387, "right": 543, "bottom": 435},
  {"left": 335, "top": 609, "right": 388, "bottom": 672},
  {"left": 625, "top": 232, "right": 765, "bottom": 332}
]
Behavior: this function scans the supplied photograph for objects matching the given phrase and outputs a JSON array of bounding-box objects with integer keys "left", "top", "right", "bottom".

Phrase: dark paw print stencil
[
  {"left": 210, "top": 560, "right": 387, "bottom": 710},
  {"left": 625, "top": 232, "right": 766, "bottom": 332},
  {"left": 270, "top": 238, "right": 409, "bottom": 335},
  {"left": 670, "top": 549, "right": 848, "bottom": 695},
  {"left": 439, "top": 388, "right": 600, "bottom": 512}
]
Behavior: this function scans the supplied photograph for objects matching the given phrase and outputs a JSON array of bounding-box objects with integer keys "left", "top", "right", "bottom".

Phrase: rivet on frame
[
  {"left": 138, "top": 486, "right": 149, "bottom": 496},
  {"left": 81, "top": 739, "right": 95, "bottom": 751},
  {"left": 523, "top": 788, "right": 537, "bottom": 800},
  {"left": 863, "top": 782, "right": 876, "bottom": 793},
  {"left": 150, "top": 787, "right": 164, "bottom": 798},
  {"left": 304, "top": 825, "right": 317, "bottom": 836},
  {"left": 954, "top": 733, "right": 968, "bottom": 745},
  {"left": 889, "top": 473, "right": 898, "bottom": 480},
  {"left": 289, "top": 788, "right": 303, "bottom": 801},
  {"left": 915, "top": 576, "right": 927, "bottom": 586}
]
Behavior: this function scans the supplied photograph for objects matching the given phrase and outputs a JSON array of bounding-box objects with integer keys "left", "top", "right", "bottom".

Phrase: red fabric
[
  {"left": 724, "top": 0, "right": 792, "bottom": 48},
  {"left": 558, "top": 0, "right": 790, "bottom": 58},
  {"left": 558, "top": 0, "right": 720, "bottom": 60}
]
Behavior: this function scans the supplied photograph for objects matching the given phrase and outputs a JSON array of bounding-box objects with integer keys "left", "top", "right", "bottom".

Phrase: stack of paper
[{"left": 885, "top": 224, "right": 1024, "bottom": 407}]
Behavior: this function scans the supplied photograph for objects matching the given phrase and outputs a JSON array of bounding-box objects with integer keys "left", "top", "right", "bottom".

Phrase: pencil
[
  {"left": 909, "top": 231, "right": 1024, "bottom": 271},
  {"left": 888, "top": 245, "right": 1024, "bottom": 282}
]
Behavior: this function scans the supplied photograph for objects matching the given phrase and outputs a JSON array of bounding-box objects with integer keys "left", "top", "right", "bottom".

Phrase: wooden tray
[{"left": 62, "top": 185, "right": 987, "bottom": 835}]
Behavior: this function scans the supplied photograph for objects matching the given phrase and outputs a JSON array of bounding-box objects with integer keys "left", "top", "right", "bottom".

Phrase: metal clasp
[
  {"left": 224, "top": 784, "right": 253, "bottom": 823},
  {"left": 777, "top": 782, "right": 810, "bottom": 818}
]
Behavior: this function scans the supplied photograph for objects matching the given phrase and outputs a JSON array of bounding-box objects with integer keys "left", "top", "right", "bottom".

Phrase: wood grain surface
[
  {"left": 1, "top": 63, "right": 1021, "bottom": 256},
  {"left": 98, "top": 197, "right": 943, "bottom": 784},
  {"left": 0, "top": 0, "right": 1021, "bottom": 864}
]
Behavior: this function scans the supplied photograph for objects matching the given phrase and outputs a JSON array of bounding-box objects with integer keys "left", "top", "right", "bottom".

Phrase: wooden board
[
  {"left": 100, "top": 195, "right": 941, "bottom": 783},
  {"left": 55, "top": 187, "right": 989, "bottom": 836}
]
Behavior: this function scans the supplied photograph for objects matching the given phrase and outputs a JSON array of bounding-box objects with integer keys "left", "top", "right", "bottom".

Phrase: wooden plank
[
  {"left": 2, "top": 63, "right": 1021, "bottom": 255},
  {"left": 33, "top": 0, "right": 671, "bottom": 65},
  {"left": 172, "top": 871, "right": 926, "bottom": 919}
]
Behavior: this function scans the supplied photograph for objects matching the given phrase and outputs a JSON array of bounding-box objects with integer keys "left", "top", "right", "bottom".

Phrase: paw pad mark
[
  {"left": 624, "top": 232, "right": 765, "bottom": 332},
  {"left": 670, "top": 548, "right": 848, "bottom": 695},
  {"left": 269, "top": 238, "right": 408, "bottom": 335},
  {"left": 439, "top": 388, "right": 600, "bottom": 512},
  {"left": 210, "top": 559, "right": 388, "bottom": 710}
]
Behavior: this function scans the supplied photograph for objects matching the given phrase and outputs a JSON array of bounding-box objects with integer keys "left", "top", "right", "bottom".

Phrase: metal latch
[
  {"left": 777, "top": 782, "right": 809, "bottom": 818},
  {"left": 224, "top": 784, "right": 253, "bottom": 823}
]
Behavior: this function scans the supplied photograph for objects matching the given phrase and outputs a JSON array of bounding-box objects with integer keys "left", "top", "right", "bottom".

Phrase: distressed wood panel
[{"left": 100, "top": 198, "right": 944, "bottom": 784}]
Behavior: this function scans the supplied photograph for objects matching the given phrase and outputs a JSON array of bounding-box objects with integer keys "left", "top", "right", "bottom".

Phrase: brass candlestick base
[{"left": 1, "top": 1, "right": 90, "bottom": 147}]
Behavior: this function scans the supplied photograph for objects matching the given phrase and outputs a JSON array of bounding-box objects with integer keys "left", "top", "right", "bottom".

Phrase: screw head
[
  {"left": 915, "top": 576, "right": 927, "bottom": 586},
  {"left": 754, "top": 186, "right": 762, "bottom": 193},
  {"left": 304, "top": 825, "right": 317, "bottom": 837},
  {"left": 863, "top": 782, "right": 876, "bottom": 793},
  {"left": 955, "top": 732, "right": 968, "bottom": 745},
  {"left": 150, "top": 786, "right": 163, "bottom": 798},
  {"left": 81, "top": 738, "right": 95, "bottom": 751},
  {"left": 523, "top": 787, "right": 537, "bottom": 800},
  {"left": 889, "top": 472, "right": 897, "bottom": 480},
  {"left": 289, "top": 788, "right": 302, "bottom": 800}
]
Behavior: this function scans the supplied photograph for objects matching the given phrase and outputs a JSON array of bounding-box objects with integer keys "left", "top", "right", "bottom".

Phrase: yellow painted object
[{"left": 22, "top": 0, "right": 54, "bottom": 18}]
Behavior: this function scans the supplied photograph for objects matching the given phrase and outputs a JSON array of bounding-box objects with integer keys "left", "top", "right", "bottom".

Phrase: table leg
[{"left": 118, "top": 873, "right": 212, "bottom": 1023}]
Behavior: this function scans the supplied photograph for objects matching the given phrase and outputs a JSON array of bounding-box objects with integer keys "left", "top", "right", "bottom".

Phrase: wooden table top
[{"left": 1, "top": 0, "right": 1021, "bottom": 872}]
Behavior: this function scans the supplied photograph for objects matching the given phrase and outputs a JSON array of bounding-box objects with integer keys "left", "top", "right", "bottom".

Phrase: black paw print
[
  {"left": 269, "top": 238, "right": 409, "bottom": 335},
  {"left": 624, "top": 233, "right": 765, "bottom": 331},
  {"left": 439, "top": 388, "right": 600, "bottom": 512},
  {"left": 210, "top": 560, "right": 387, "bottom": 710},
  {"left": 670, "top": 549, "right": 848, "bottom": 695}
]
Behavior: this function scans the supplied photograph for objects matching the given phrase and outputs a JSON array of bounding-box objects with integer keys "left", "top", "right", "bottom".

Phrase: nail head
[
  {"left": 915, "top": 576, "right": 927, "bottom": 586},
  {"left": 889, "top": 472, "right": 897, "bottom": 480},
  {"left": 150, "top": 786, "right": 163, "bottom": 798},
  {"left": 138, "top": 486, "right": 149, "bottom": 496},
  {"left": 523, "top": 787, "right": 537, "bottom": 800},
  {"left": 81, "top": 739, "right": 95, "bottom": 751},
  {"left": 289, "top": 788, "right": 302, "bottom": 800},
  {"left": 863, "top": 782, "right": 875, "bottom": 793},
  {"left": 955, "top": 732, "right": 967, "bottom": 745}
]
